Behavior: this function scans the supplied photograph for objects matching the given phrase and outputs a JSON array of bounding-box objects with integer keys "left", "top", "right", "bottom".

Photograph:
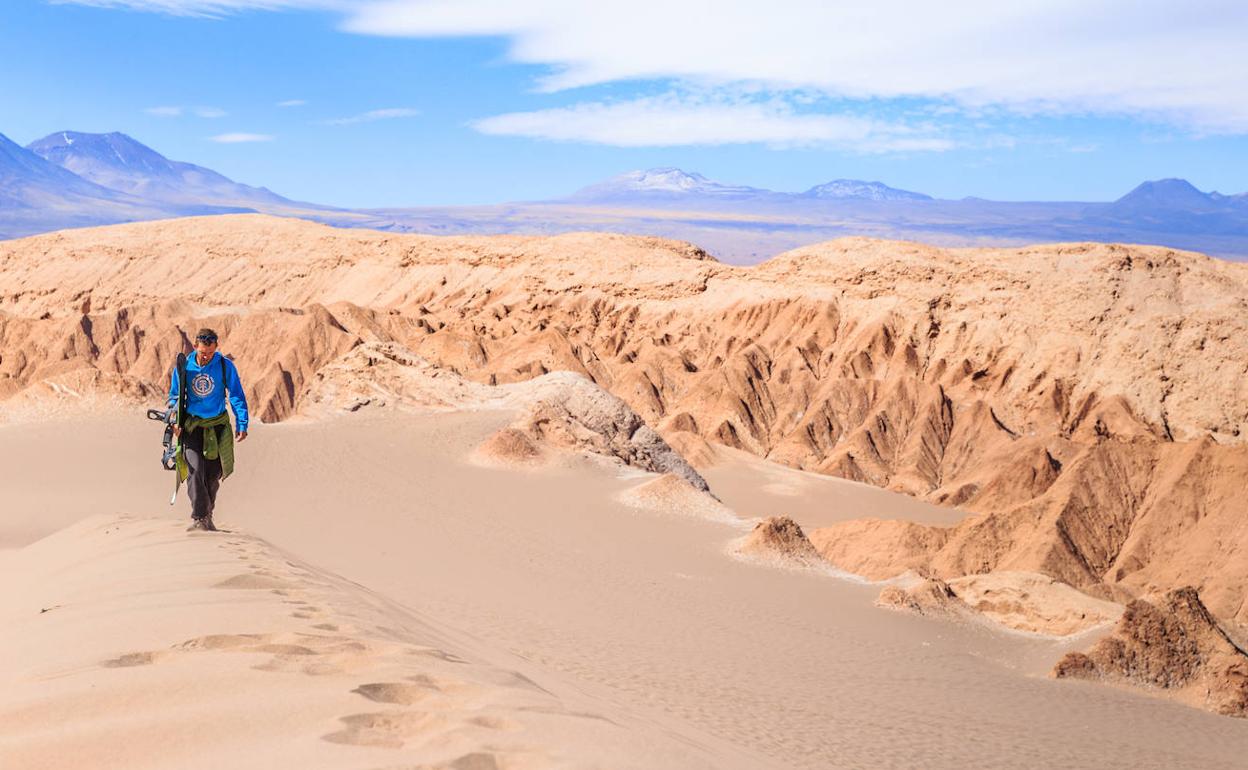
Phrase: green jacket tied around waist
[{"left": 176, "top": 412, "right": 235, "bottom": 484}]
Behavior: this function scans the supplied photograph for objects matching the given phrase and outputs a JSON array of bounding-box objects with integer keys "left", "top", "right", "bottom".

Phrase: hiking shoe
[{"left": 187, "top": 516, "right": 218, "bottom": 532}]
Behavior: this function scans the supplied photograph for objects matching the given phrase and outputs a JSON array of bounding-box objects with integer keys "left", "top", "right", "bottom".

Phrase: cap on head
[{"left": 195, "top": 327, "right": 219, "bottom": 344}]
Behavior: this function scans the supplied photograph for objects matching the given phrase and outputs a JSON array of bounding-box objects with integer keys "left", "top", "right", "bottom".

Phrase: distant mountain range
[
  {"left": 566, "top": 167, "right": 931, "bottom": 203},
  {"left": 0, "top": 130, "right": 333, "bottom": 240},
  {"left": 27, "top": 131, "right": 296, "bottom": 209},
  {"left": 803, "top": 179, "right": 931, "bottom": 201},
  {"left": 0, "top": 132, "right": 126, "bottom": 207},
  {"left": 0, "top": 129, "right": 1245, "bottom": 262},
  {"left": 0, "top": 131, "right": 217, "bottom": 236},
  {"left": 1099, "top": 178, "right": 1248, "bottom": 233}
]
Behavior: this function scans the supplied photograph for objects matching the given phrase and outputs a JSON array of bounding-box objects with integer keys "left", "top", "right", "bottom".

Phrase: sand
[
  {"left": 5, "top": 216, "right": 1248, "bottom": 632},
  {"left": 4, "top": 409, "right": 1248, "bottom": 769},
  {"left": 0, "top": 517, "right": 744, "bottom": 770}
]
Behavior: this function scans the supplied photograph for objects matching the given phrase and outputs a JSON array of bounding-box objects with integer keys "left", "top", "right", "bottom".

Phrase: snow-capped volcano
[
  {"left": 802, "top": 179, "right": 931, "bottom": 201},
  {"left": 566, "top": 167, "right": 935, "bottom": 205},
  {"left": 568, "top": 167, "right": 776, "bottom": 202},
  {"left": 0, "top": 131, "right": 209, "bottom": 238},
  {"left": 0, "top": 131, "right": 125, "bottom": 205}
]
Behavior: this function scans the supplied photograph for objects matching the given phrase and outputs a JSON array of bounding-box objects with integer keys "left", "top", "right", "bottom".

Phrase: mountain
[
  {"left": 1096, "top": 178, "right": 1248, "bottom": 235},
  {"left": 566, "top": 168, "right": 778, "bottom": 203},
  {"left": 802, "top": 179, "right": 931, "bottom": 201},
  {"left": 0, "top": 131, "right": 132, "bottom": 208},
  {"left": 566, "top": 168, "right": 933, "bottom": 205},
  {"left": 5, "top": 132, "right": 1248, "bottom": 262},
  {"left": 0, "top": 131, "right": 190, "bottom": 238},
  {"left": 27, "top": 131, "right": 300, "bottom": 209},
  {"left": 1109, "top": 178, "right": 1228, "bottom": 214}
]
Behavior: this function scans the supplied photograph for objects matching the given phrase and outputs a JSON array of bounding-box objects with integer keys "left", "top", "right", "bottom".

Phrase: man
[{"left": 168, "top": 328, "right": 249, "bottom": 532}]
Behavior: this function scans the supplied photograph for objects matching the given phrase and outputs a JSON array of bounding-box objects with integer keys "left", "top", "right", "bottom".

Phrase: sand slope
[
  {"left": 0, "top": 515, "right": 754, "bottom": 770},
  {"left": 7, "top": 412, "right": 1248, "bottom": 768}
]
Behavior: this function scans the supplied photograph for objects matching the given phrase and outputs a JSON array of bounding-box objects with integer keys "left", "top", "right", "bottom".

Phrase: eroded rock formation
[
  {"left": 1054, "top": 587, "right": 1248, "bottom": 716},
  {"left": 738, "top": 516, "right": 822, "bottom": 566},
  {"left": 2, "top": 214, "right": 1247, "bottom": 633}
]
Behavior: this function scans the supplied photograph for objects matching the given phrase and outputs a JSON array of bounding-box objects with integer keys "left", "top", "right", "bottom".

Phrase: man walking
[{"left": 168, "top": 328, "right": 249, "bottom": 531}]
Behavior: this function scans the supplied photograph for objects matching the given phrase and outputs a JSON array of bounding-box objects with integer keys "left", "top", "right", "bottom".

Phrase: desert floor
[{"left": 4, "top": 409, "right": 1248, "bottom": 769}]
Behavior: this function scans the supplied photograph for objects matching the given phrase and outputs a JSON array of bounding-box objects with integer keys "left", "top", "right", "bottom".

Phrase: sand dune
[
  {"left": 6, "top": 410, "right": 1248, "bottom": 768},
  {"left": 0, "top": 514, "right": 756, "bottom": 770}
]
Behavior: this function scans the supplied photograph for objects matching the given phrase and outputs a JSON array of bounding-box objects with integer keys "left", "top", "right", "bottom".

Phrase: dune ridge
[{"left": 0, "top": 515, "right": 757, "bottom": 769}]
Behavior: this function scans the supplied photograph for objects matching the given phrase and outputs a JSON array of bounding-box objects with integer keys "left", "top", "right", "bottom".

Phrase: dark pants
[{"left": 184, "top": 426, "right": 222, "bottom": 521}]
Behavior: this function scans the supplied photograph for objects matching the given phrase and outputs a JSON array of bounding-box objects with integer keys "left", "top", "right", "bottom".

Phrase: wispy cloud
[
  {"left": 473, "top": 93, "right": 953, "bottom": 152},
  {"left": 54, "top": 1, "right": 333, "bottom": 18},
  {"left": 322, "top": 107, "right": 420, "bottom": 125},
  {"left": 70, "top": 1, "right": 1248, "bottom": 134},
  {"left": 276, "top": 99, "right": 307, "bottom": 107},
  {"left": 342, "top": 0, "right": 1248, "bottom": 134},
  {"left": 210, "top": 132, "right": 275, "bottom": 143},
  {"left": 144, "top": 104, "right": 227, "bottom": 118}
]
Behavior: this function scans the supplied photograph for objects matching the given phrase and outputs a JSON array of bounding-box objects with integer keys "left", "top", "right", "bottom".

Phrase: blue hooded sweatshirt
[{"left": 167, "top": 351, "right": 250, "bottom": 433}]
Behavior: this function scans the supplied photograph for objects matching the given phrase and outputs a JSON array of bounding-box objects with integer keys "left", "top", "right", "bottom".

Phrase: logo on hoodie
[{"left": 191, "top": 372, "right": 215, "bottom": 397}]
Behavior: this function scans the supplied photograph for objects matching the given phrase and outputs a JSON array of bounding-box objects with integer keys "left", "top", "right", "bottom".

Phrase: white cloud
[
  {"left": 348, "top": 0, "right": 1248, "bottom": 134},
  {"left": 473, "top": 93, "right": 952, "bottom": 152},
  {"left": 71, "top": 0, "right": 1248, "bottom": 133},
  {"left": 322, "top": 107, "right": 420, "bottom": 125},
  {"left": 144, "top": 104, "right": 227, "bottom": 118},
  {"left": 210, "top": 132, "right": 275, "bottom": 142},
  {"left": 53, "top": 0, "right": 337, "bottom": 17},
  {"left": 277, "top": 99, "right": 307, "bottom": 107}
]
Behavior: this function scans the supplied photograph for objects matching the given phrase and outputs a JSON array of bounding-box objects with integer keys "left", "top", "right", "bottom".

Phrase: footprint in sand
[
  {"left": 214, "top": 574, "right": 292, "bottom": 590},
  {"left": 323, "top": 711, "right": 450, "bottom": 749},
  {"left": 327, "top": 673, "right": 522, "bottom": 749},
  {"left": 353, "top": 681, "right": 444, "bottom": 706},
  {"left": 102, "top": 651, "right": 166, "bottom": 667},
  {"left": 404, "top": 647, "right": 469, "bottom": 665},
  {"left": 386, "top": 752, "right": 510, "bottom": 770},
  {"left": 176, "top": 633, "right": 266, "bottom": 651},
  {"left": 252, "top": 643, "right": 318, "bottom": 656},
  {"left": 442, "top": 753, "right": 505, "bottom": 770}
]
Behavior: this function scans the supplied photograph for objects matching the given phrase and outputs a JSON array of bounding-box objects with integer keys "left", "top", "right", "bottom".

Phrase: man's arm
[
  {"left": 225, "top": 358, "right": 250, "bottom": 436},
  {"left": 167, "top": 363, "right": 179, "bottom": 409}
]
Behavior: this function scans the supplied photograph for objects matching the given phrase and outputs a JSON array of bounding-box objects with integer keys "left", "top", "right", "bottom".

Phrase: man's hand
[
  {"left": 236, "top": 430, "right": 248, "bottom": 442},
  {"left": 172, "top": 424, "right": 181, "bottom": 438}
]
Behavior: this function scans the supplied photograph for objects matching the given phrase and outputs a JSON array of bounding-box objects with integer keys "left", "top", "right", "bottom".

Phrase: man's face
[{"left": 195, "top": 338, "right": 218, "bottom": 357}]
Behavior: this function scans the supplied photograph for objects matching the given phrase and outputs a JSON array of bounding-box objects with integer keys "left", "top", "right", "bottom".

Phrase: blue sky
[{"left": 1, "top": 0, "right": 1246, "bottom": 207}]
